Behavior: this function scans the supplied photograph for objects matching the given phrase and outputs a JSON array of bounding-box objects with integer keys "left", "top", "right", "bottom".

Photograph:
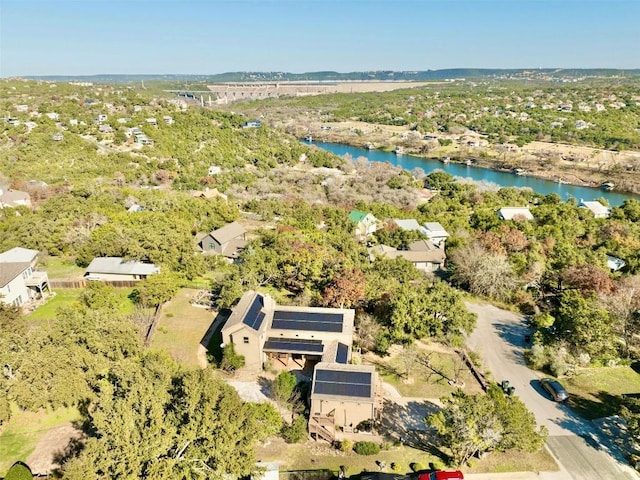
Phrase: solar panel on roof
[
  {"left": 271, "top": 310, "right": 344, "bottom": 332},
  {"left": 242, "top": 295, "right": 265, "bottom": 330},
  {"left": 263, "top": 337, "right": 324, "bottom": 354},
  {"left": 313, "top": 369, "right": 372, "bottom": 398},
  {"left": 335, "top": 343, "right": 349, "bottom": 364}
]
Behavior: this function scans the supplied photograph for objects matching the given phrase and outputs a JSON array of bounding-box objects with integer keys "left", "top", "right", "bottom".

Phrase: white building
[
  {"left": 423, "top": 222, "right": 450, "bottom": 247},
  {"left": 84, "top": 257, "right": 160, "bottom": 281},
  {"left": 498, "top": 207, "right": 534, "bottom": 221},
  {"left": 0, "top": 247, "right": 49, "bottom": 307},
  {"left": 578, "top": 200, "right": 610, "bottom": 218}
]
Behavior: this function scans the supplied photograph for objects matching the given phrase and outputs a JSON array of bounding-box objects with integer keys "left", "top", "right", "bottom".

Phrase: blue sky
[{"left": 1, "top": 0, "right": 638, "bottom": 76}]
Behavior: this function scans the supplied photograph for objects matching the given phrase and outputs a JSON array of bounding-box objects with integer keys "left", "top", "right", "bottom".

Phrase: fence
[
  {"left": 144, "top": 303, "right": 164, "bottom": 347},
  {"left": 50, "top": 279, "right": 140, "bottom": 289},
  {"left": 458, "top": 348, "right": 490, "bottom": 391}
]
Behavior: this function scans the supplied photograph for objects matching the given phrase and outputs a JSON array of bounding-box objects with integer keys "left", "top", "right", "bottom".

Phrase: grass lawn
[
  {"left": 26, "top": 288, "right": 136, "bottom": 327},
  {"left": 563, "top": 365, "right": 640, "bottom": 420},
  {"left": 25, "top": 289, "right": 83, "bottom": 327},
  {"left": 40, "top": 256, "right": 84, "bottom": 278},
  {"left": 150, "top": 288, "right": 215, "bottom": 367},
  {"left": 257, "top": 438, "right": 557, "bottom": 475},
  {"left": 368, "top": 343, "right": 484, "bottom": 399},
  {"left": 0, "top": 406, "right": 80, "bottom": 473}
]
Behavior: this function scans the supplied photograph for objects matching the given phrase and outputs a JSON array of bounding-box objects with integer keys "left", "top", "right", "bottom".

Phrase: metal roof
[
  {"left": 210, "top": 221, "right": 246, "bottom": 245},
  {"left": 84, "top": 257, "right": 160, "bottom": 276},
  {"left": 0, "top": 247, "right": 38, "bottom": 264}
]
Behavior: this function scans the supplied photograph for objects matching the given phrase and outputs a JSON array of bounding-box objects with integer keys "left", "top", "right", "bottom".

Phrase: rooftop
[
  {"left": 210, "top": 221, "right": 246, "bottom": 245},
  {"left": 84, "top": 257, "right": 160, "bottom": 276},
  {"left": 312, "top": 363, "right": 376, "bottom": 401},
  {"left": 0, "top": 247, "right": 39, "bottom": 264}
]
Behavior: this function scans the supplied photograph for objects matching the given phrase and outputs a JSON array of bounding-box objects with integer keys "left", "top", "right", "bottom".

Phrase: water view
[{"left": 313, "top": 141, "right": 638, "bottom": 206}]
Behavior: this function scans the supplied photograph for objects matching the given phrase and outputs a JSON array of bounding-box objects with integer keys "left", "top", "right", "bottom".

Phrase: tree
[
  {"left": 555, "top": 290, "right": 615, "bottom": 359},
  {"left": 322, "top": 267, "right": 365, "bottom": 308},
  {"left": 560, "top": 264, "right": 615, "bottom": 297},
  {"left": 449, "top": 242, "right": 517, "bottom": 302},
  {"left": 427, "top": 384, "right": 546, "bottom": 466},
  {"left": 601, "top": 275, "right": 640, "bottom": 357},
  {"left": 271, "top": 371, "right": 297, "bottom": 406},
  {"left": 131, "top": 272, "right": 180, "bottom": 307}
]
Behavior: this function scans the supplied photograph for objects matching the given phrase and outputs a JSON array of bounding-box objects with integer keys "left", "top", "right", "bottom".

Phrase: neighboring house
[
  {"left": 0, "top": 186, "right": 32, "bottom": 209},
  {"left": 369, "top": 239, "right": 446, "bottom": 273},
  {"left": 45, "top": 112, "right": 59, "bottom": 120},
  {"left": 146, "top": 118, "right": 158, "bottom": 126},
  {"left": 84, "top": 257, "right": 160, "bottom": 281},
  {"left": 607, "top": 255, "right": 626, "bottom": 272},
  {"left": 579, "top": 200, "right": 610, "bottom": 218},
  {"left": 98, "top": 124, "right": 114, "bottom": 133},
  {"left": 163, "top": 116, "right": 174, "bottom": 125},
  {"left": 199, "top": 221, "right": 247, "bottom": 259},
  {"left": 497, "top": 207, "right": 534, "bottom": 221},
  {"left": 423, "top": 222, "right": 450, "bottom": 247},
  {"left": 191, "top": 187, "right": 228, "bottom": 201},
  {"left": 208, "top": 165, "right": 222, "bottom": 176},
  {"left": 127, "top": 203, "right": 145, "bottom": 213},
  {"left": 392, "top": 218, "right": 425, "bottom": 234},
  {"left": 0, "top": 247, "right": 49, "bottom": 307},
  {"left": 242, "top": 120, "right": 261, "bottom": 128},
  {"left": 349, "top": 210, "right": 378, "bottom": 241},
  {"left": 221, "top": 290, "right": 380, "bottom": 441}
]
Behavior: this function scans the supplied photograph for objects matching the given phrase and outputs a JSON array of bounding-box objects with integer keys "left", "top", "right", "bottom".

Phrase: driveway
[{"left": 465, "top": 301, "right": 638, "bottom": 480}]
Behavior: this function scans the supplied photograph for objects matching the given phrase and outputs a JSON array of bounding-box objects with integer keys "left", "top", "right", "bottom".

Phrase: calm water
[{"left": 312, "top": 141, "right": 638, "bottom": 206}]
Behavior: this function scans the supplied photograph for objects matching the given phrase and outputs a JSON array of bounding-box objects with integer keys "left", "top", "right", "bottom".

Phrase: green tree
[
  {"left": 132, "top": 272, "right": 180, "bottom": 307},
  {"left": 272, "top": 371, "right": 297, "bottom": 406},
  {"left": 5, "top": 462, "right": 33, "bottom": 480}
]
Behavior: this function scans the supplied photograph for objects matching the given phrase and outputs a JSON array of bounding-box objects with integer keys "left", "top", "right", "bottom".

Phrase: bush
[
  {"left": 353, "top": 441, "right": 380, "bottom": 455},
  {"left": 220, "top": 344, "right": 245, "bottom": 372},
  {"left": 282, "top": 415, "right": 308, "bottom": 443},
  {"left": 272, "top": 371, "right": 297, "bottom": 405},
  {"left": 339, "top": 439, "right": 353, "bottom": 452},
  {"left": 380, "top": 441, "right": 393, "bottom": 451},
  {"left": 5, "top": 462, "right": 33, "bottom": 480},
  {"left": 410, "top": 462, "right": 428, "bottom": 472}
]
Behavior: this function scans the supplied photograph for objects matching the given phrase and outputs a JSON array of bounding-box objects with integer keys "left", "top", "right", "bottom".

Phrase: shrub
[
  {"left": 282, "top": 415, "right": 308, "bottom": 443},
  {"left": 5, "top": 462, "right": 33, "bottom": 480},
  {"left": 380, "top": 441, "right": 393, "bottom": 451},
  {"left": 272, "top": 371, "right": 297, "bottom": 405},
  {"left": 410, "top": 462, "right": 427, "bottom": 472},
  {"left": 353, "top": 441, "right": 380, "bottom": 455},
  {"left": 339, "top": 439, "right": 353, "bottom": 452},
  {"left": 220, "top": 344, "right": 245, "bottom": 372}
]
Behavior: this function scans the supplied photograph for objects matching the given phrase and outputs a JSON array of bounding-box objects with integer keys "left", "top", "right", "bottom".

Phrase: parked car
[
  {"left": 540, "top": 378, "right": 569, "bottom": 402},
  {"left": 419, "top": 471, "right": 464, "bottom": 480}
]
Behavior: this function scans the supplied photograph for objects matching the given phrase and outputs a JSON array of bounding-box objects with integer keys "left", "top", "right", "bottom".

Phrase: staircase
[{"left": 309, "top": 414, "right": 335, "bottom": 443}]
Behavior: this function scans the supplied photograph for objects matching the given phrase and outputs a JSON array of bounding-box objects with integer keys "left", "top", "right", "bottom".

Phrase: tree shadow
[
  {"left": 368, "top": 359, "right": 403, "bottom": 379},
  {"left": 201, "top": 309, "right": 230, "bottom": 364},
  {"left": 493, "top": 321, "right": 529, "bottom": 366}
]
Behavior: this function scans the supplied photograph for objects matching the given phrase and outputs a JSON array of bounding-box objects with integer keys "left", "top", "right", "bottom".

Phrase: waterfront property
[
  {"left": 0, "top": 247, "right": 50, "bottom": 307},
  {"left": 423, "top": 222, "right": 450, "bottom": 247},
  {"left": 579, "top": 199, "right": 611, "bottom": 218}
]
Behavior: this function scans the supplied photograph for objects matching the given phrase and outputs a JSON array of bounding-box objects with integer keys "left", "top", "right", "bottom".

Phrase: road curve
[{"left": 465, "top": 301, "right": 638, "bottom": 480}]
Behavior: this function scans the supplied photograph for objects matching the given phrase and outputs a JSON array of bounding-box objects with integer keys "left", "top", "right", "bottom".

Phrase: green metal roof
[{"left": 348, "top": 210, "right": 368, "bottom": 223}]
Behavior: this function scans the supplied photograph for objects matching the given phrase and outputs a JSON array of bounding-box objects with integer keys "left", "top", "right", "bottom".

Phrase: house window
[
  {"left": 243, "top": 337, "right": 249, "bottom": 344},
  {"left": 208, "top": 243, "right": 216, "bottom": 249}
]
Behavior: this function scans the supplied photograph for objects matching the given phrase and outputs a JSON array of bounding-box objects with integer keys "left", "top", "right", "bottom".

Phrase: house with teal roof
[{"left": 348, "top": 210, "right": 378, "bottom": 242}]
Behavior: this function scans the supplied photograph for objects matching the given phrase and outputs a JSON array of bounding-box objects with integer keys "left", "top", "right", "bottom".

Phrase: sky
[{"left": 0, "top": 0, "right": 638, "bottom": 76}]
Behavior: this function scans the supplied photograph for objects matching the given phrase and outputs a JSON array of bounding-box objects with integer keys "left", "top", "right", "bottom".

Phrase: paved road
[{"left": 465, "top": 301, "right": 638, "bottom": 480}]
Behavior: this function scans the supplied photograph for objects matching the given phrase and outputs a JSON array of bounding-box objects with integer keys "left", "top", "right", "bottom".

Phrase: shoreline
[{"left": 299, "top": 130, "right": 640, "bottom": 196}]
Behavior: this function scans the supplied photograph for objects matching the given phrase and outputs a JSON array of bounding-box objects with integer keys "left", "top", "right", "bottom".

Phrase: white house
[
  {"left": 392, "top": 218, "right": 425, "bottom": 233},
  {"left": 579, "top": 200, "right": 610, "bottom": 219},
  {"left": 607, "top": 255, "right": 626, "bottom": 272},
  {"left": 498, "top": 207, "right": 534, "bottom": 221},
  {"left": 0, "top": 247, "right": 49, "bottom": 307},
  {"left": 423, "top": 222, "right": 450, "bottom": 247},
  {"left": 369, "top": 239, "right": 446, "bottom": 273},
  {"left": 45, "top": 112, "right": 59, "bottom": 120},
  {"left": 84, "top": 257, "right": 160, "bottom": 281},
  {"left": 208, "top": 166, "right": 222, "bottom": 176}
]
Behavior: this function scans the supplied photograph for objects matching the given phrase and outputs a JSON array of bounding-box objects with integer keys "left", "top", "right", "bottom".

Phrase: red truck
[{"left": 418, "top": 472, "right": 464, "bottom": 480}]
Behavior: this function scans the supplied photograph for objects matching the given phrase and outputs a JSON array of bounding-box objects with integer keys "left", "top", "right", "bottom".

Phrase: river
[{"left": 312, "top": 141, "right": 638, "bottom": 206}]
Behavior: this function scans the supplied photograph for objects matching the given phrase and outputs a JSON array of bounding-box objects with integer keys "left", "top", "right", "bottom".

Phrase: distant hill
[{"left": 18, "top": 69, "right": 640, "bottom": 83}]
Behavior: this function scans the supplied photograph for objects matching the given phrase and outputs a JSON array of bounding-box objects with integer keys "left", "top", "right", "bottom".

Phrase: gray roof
[
  {"left": 393, "top": 218, "right": 423, "bottom": 232},
  {"left": 498, "top": 207, "right": 534, "bottom": 221},
  {"left": 423, "top": 222, "right": 449, "bottom": 237},
  {"left": 211, "top": 221, "right": 246, "bottom": 245},
  {"left": 0, "top": 247, "right": 39, "bottom": 263},
  {"left": 0, "top": 188, "right": 30, "bottom": 207},
  {"left": 85, "top": 257, "right": 160, "bottom": 276},
  {"left": 0, "top": 262, "right": 30, "bottom": 288}
]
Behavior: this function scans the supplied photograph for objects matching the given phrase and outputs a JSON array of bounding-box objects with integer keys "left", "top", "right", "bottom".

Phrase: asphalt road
[{"left": 465, "top": 301, "right": 638, "bottom": 480}]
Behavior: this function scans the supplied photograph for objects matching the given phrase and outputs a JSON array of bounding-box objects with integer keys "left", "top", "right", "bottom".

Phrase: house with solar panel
[{"left": 221, "top": 291, "right": 382, "bottom": 442}]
